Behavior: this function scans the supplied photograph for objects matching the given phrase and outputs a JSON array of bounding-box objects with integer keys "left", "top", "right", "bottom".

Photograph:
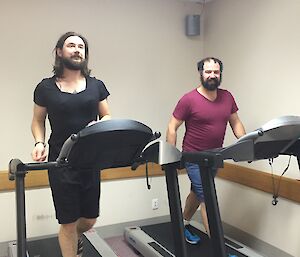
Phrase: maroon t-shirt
[{"left": 173, "top": 88, "right": 238, "bottom": 152}]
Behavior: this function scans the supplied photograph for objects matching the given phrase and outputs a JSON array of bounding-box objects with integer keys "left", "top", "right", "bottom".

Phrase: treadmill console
[
  {"left": 57, "top": 119, "right": 154, "bottom": 170},
  {"left": 223, "top": 115, "right": 300, "bottom": 162}
]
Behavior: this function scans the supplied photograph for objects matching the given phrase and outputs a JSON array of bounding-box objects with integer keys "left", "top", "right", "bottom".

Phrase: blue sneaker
[
  {"left": 228, "top": 254, "right": 238, "bottom": 257},
  {"left": 184, "top": 227, "right": 201, "bottom": 244}
]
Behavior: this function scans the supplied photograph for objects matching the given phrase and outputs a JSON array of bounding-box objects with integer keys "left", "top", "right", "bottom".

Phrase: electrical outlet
[{"left": 152, "top": 199, "right": 159, "bottom": 210}]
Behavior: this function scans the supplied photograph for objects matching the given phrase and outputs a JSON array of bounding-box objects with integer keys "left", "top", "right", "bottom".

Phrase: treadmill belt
[
  {"left": 141, "top": 222, "right": 247, "bottom": 257},
  {"left": 27, "top": 235, "right": 101, "bottom": 257},
  {"left": 149, "top": 242, "right": 174, "bottom": 257},
  {"left": 27, "top": 236, "right": 62, "bottom": 257}
]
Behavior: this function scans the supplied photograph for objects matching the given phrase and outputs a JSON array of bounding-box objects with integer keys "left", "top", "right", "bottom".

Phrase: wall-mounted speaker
[{"left": 185, "top": 15, "right": 200, "bottom": 36}]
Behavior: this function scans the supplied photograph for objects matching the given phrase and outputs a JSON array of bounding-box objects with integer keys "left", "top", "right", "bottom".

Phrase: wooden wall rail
[
  {"left": 0, "top": 164, "right": 165, "bottom": 191},
  {"left": 218, "top": 163, "right": 300, "bottom": 203},
  {"left": 1, "top": 162, "right": 299, "bottom": 203}
]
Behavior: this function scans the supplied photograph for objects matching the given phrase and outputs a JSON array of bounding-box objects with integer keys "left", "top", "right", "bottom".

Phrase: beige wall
[
  {"left": 204, "top": 0, "right": 300, "bottom": 178},
  {"left": 0, "top": 0, "right": 204, "bottom": 167},
  {"left": 0, "top": 0, "right": 203, "bottom": 242},
  {"left": 204, "top": 0, "right": 300, "bottom": 256},
  {"left": 1, "top": 0, "right": 299, "bottom": 256}
]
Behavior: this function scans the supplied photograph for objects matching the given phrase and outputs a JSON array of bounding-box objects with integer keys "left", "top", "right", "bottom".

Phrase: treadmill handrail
[
  {"left": 8, "top": 159, "right": 59, "bottom": 181},
  {"left": 236, "top": 129, "right": 263, "bottom": 142}
]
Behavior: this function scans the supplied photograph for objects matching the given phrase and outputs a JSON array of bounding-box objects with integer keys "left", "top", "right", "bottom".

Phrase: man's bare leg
[
  {"left": 200, "top": 202, "right": 210, "bottom": 237},
  {"left": 59, "top": 218, "right": 97, "bottom": 257},
  {"left": 183, "top": 191, "right": 200, "bottom": 222},
  {"left": 59, "top": 222, "right": 78, "bottom": 257},
  {"left": 183, "top": 191, "right": 211, "bottom": 237},
  {"left": 76, "top": 217, "right": 97, "bottom": 236}
]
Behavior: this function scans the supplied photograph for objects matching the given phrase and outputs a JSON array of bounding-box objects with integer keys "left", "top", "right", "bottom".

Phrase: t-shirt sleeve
[
  {"left": 97, "top": 80, "right": 110, "bottom": 101},
  {"left": 229, "top": 92, "right": 239, "bottom": 114},
  {"left": 173, "top": 95, "right": 190, "bottom": 121},
  {"left": 33, "top": 81, "right": 47, "bottom": 107}
]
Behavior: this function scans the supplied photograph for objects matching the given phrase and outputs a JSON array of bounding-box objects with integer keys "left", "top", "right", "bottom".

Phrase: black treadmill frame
[
  {"left": 8, "top": 119, "right": 188, "bottom": 257},
  {"left": 9, "top": 119, "right": 155, "bottom": 257},
  {"left": 182, "top": 116, "right": 300, "bottom": 257}
]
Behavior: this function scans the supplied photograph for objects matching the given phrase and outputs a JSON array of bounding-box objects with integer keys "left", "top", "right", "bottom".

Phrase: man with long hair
[{"left": 31, "top": 32, "right": 111, "bottom": 257}]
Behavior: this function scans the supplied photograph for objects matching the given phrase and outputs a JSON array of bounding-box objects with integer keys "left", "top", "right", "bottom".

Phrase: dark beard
[
  {"left": 62, "top": 56, "right": 87, "bottom": 71},
  {"left": 201, "top": 75, "right": 221, "bottom": 91}
]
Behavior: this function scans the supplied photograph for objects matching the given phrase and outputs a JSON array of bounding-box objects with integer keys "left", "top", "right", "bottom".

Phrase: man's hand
[{"left": 31, "top": 143, "right": 47, "bottom": 162}]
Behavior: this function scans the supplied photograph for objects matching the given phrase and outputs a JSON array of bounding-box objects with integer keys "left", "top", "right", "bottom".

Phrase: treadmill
[
  {"left": 124, "top": 115, "right": 300, "bottom": 257},
  {"left": 8, "top": 119, "right": 186, "bottom": 257}
]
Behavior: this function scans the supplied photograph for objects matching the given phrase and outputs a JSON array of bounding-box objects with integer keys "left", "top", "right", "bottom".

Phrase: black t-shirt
[{"left": 34, "top": 76, "right": 110, "bottom": 157}]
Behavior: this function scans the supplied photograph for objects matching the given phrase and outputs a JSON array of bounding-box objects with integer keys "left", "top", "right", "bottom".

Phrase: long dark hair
[{"left": 52, "top": 31, "right": 91, "bottom": 78}]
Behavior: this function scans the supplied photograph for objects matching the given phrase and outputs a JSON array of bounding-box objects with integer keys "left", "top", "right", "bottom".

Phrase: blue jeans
[{"left": 185, "top": 162, "right": 218, "bottom": 202}]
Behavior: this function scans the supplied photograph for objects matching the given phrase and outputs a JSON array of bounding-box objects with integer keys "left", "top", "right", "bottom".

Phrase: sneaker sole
[{"left": 185, "top": 238, "right": 200, "bottom": 245}]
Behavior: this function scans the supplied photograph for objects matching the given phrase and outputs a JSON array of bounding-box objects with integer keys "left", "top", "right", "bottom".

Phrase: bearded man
[
  {"left": 31, "top": 32, "right": 111, "bottom": 257},
  {"left": 166, "top": 57, "right": 246, "bottom": 247}
]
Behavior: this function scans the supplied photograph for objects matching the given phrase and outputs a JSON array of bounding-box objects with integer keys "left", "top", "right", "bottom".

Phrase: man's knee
[
  {"left": 60, "top": 222, "right": 78, "bottom": 235},
  {"left": 190, "top": 186, "right": 205, "bottom": 202},
  {"left": 77, "top": 218, "right": 97, "bottom": 233}
]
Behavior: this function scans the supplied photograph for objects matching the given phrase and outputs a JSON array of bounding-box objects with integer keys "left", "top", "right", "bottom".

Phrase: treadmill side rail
[
  {"left": 124, "top": 227, "right": 174, "bottom": 257},
  {"left": 8, "top": 241, "right": 29, "bottom": 257},
  {"left": 84, "top": 229, "right": 118, "bottom": 257}
]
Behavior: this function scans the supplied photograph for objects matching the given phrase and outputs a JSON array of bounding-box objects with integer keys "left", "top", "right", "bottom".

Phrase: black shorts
[{"left": 48, "top": 166, "right": 101, "bottom": 224}]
